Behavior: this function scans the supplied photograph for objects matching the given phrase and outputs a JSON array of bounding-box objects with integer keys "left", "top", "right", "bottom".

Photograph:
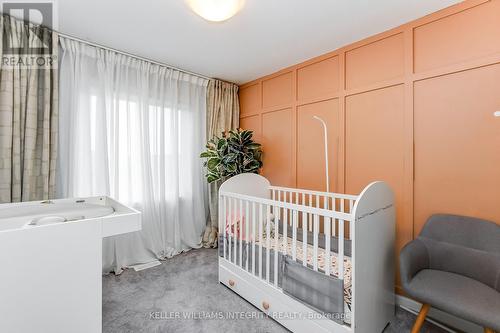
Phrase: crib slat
[
  {"left": 338, "top": 218, "right": 344, "bottom": 280},
  {"left": 245, "top": 200, "right": 249, "bottom": 271},
  {"left": 283, "top": 206, "right": 288, "bottom": 255},
  {"left": 266, "top": 205, "right": 271, "bottom": 283},
  {"left": 274, "top": 205, "right": 279, "bottom": 287},
  {"left": 228, "top": 197, "right": 232, "bottom": 262},
  {"left": 223, "top": 196, "right": 227, "bottom": 260},
  {"left": 313, "top": 214, "right": 319, "bottom": 271},
  {"left": 282, "top": 191, "right": 292, "bottom": 227},
  {"left": 252, "top": 202, "right": 256, "bottom": 275},
  {"left": 325, "top": 217, "right": 331, "bottom": 275},
  {"left": 302, "top": 211, "right": 308, "bottom": 267},
  {"left": 233, "top": 198, "right": 238, "bottom": 265},
  {"left": 333, "top": 198, "right": 338, "bottom": 237},
  {"left": 239, "top": 199, "right": 243, "bottom": 267},
  {"left": 292, "top": 210, "right": 297, "bottom": 261},
  {"left": 331, "top": 197, "right": 337, "bottom": 237},
  {"left": 307, "top": 193, "right": 313, "bottom": 231},
  {"left": 259, "top": 203, "right": 263, "bottom": 280}
]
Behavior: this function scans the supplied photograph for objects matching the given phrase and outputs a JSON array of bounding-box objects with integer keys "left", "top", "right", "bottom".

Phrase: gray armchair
[{"left": 400, "top": 214, "right": 500, "bottom": 333}]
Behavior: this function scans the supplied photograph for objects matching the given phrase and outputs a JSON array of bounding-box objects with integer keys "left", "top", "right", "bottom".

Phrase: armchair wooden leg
[
  {"left": 411, "top": 303, "right": 430, "bottom": 333},
  {"left": 484, "top": 328, "right": 494, "bottom": 333}
]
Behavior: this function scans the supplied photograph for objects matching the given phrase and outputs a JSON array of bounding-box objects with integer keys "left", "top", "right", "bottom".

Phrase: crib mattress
[{"left": 256, "top": 234, "right": 352, "bottom": 321}]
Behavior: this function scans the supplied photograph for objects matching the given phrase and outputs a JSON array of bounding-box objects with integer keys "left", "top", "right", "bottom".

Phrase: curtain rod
[{"left": 57, "top": 31, "right": 213, "bottom": 81}]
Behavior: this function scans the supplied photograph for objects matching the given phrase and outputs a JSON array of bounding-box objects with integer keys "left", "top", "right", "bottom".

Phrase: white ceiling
[{"left": 58, "top": 0, "right": 462, "bottom": 84}]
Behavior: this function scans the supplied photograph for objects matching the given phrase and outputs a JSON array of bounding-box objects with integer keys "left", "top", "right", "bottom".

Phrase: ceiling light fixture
[{"left": 187, "top": 0, "right": 245, "bottom": 22}]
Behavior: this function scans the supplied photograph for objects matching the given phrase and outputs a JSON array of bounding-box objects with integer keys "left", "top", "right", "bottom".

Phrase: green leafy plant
[{"left": 200, "top": 129, "right": 263, "bottom": 183}]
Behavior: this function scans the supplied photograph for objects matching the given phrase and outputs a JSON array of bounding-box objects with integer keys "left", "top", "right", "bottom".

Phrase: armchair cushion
[{"left": 407, "top": 269, "right": 500, "bottom": 331}]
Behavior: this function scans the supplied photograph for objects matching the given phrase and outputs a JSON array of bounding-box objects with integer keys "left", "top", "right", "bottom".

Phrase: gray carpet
[{"left": 103, "top": 248, "right": 450, "bottom": 333}]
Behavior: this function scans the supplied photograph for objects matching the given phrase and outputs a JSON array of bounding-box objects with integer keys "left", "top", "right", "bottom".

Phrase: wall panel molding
[
  {"left": 238, "top": 0, "right": 500, "bottom": 298},
  {"left": 239, "top": 82, "right": 261, "bottom": 117},
  {"left": 345, "top": 33, "right": 405, "bottom": 90},
  {"left": 261, "top": 108, "right": 295, "bottom": 187},
  {"left": 262, "top": 72, "right": 293, "bottom": 109},
  {"left": 297, "top": 98, "right": 340, "bottom": 192},
  {"left": 413, "top": 0, "right": 500, "bottom": 73},
  {"left": 297, "top": 55, "right": 340, "bottom": 102}
]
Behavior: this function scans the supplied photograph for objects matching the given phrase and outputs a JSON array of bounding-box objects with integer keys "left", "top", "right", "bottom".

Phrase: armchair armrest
[{"left": 399, "top": 238, "right": 430, "bottom": 288}]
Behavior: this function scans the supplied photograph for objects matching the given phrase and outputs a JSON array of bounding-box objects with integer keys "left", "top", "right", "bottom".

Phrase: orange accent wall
[{"left": 239, "top": 0, "right": 500, "bottom": 293}]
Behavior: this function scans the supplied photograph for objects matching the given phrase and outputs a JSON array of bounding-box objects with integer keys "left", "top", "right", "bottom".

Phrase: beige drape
[
  {"left": 202, "top": 79, "right": 240, "bottom": 248},
  {"left": 0, "top": 15, "right": 58, "bottom": 203}
]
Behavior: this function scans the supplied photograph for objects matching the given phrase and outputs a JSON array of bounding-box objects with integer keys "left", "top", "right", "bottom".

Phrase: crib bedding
[{"left": 255, "top": 234, "right": 352, "bottom": 321}]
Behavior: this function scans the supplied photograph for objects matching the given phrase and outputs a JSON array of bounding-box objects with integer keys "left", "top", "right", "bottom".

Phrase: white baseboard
[{"left": 396, "top": 295, "right": 483, "bottom": 333}]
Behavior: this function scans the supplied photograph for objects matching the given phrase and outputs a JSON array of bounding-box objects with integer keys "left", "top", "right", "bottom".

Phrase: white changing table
[{"left": 0, "top": 196, "right": 141, "bottom": 333}]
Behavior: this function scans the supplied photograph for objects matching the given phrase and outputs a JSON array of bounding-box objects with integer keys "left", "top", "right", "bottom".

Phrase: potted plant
[{"left": 200, "top": 129, "right": 263, "bottom": 248}]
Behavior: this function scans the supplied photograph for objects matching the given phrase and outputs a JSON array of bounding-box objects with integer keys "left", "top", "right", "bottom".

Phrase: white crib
[{"left": 218, "top": 173, "right": 395, "bottom": 333}]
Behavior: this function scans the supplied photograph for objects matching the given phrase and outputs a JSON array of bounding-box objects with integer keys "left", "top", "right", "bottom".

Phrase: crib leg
[{"left": 411, "top": 304, "right": 430, "bottom": 333}]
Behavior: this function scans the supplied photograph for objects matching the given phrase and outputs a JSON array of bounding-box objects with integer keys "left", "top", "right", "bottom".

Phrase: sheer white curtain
[{"left": 57, "top": 38, "right": 208, "bottom": 273}]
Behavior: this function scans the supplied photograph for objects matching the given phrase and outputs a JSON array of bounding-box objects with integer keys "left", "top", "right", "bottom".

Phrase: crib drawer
[
  {"left": 219, "top": 259, "right": 350, "bottom": 333},
  {"left": 219, "top": 264, "right": 272, "bottom": 313}
]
